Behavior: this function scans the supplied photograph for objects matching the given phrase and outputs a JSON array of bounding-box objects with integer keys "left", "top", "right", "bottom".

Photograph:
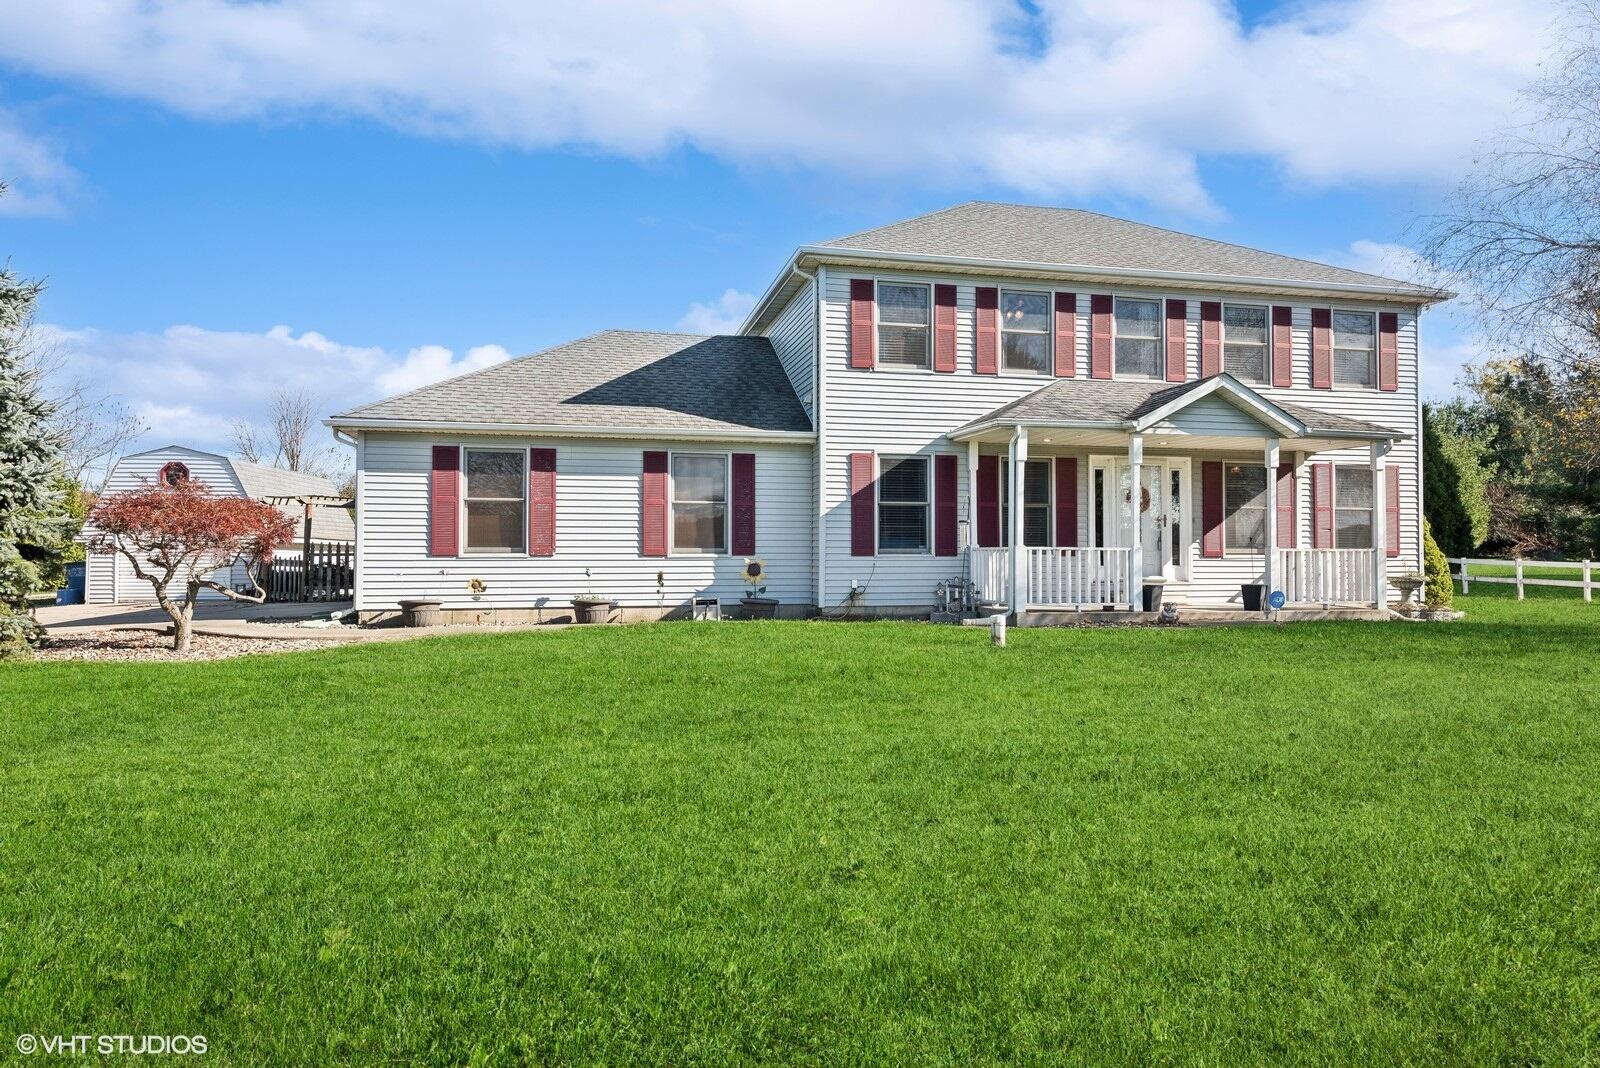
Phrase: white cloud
[
  {"left": 32, "top": 322, "right": 511, "bottom": 458},
  {"left": 0, "top": 107, "right": 79, "bottom": 215},
  {"left": 0, "top": 0, "right": 1557, "bottom": 215},
  {"left": 677, "top": 289, "right": 757, "bottom": 335}
]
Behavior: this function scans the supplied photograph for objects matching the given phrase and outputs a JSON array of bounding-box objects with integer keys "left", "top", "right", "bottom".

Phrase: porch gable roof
[{"left": 948, "top": 374, "right": 1405, "bottom": 442}]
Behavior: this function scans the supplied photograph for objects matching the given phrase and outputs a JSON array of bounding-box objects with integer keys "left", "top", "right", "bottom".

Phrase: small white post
[
  {"left": 1584, "top": 560, "right": 1593, "bottom": 603},
  {"left": 1515, "top": 556, "right": 1525, "bottom": 600},
  {"left": 1128, "top": 434, "right": 1144, "bottom": 611},
  {"left": 990, "top": 612, "right": 1006, "bottom": 647},
  {"left": 1458, "top": 558, "right": 1469, "bottom": 594},
  {"left": 1009, "top": 427, "right": 1029, "bottom": 620}
]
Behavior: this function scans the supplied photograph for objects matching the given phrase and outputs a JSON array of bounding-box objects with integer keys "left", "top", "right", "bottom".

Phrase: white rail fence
[
  {"left": 1026, "top": 547, "right": 1133, "bottom": 608},
  {"left": 970, "top": 547, "right": 1009, "bottom": 604},
  {"left": 1277, "top": 548, "right": 1377, "bottom": 605},
  {"left": 1450, "top": 557, "right": 1595, "bottom": 602}
]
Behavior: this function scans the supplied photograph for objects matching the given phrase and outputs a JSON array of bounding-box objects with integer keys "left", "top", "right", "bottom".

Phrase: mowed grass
[{"left": 3, "top": 591, "right": 1600, "bottom": 1065}]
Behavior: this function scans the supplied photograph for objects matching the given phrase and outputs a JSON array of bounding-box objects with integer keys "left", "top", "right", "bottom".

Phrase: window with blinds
[
  {"left": 1334, "top": 466, "right": 1373, "bottom": 548},
  {"left": 877, "top": 455, "right": 929, "bottom": 552},
  {"left": 1114, "top": 297, "right": 1161, "bottom": 378},
  {"left": 1222, "top": 304, "right": 1268, "bottom": 383},
  {"left": 876, "top": 283, "right": 930, "bottom": 368},
  {"left": 1333, "top": 310, "right": 1376, "bottom": 387},
  {"left": 1224, "top": 464, "right": 1267, "bottom": 554}
]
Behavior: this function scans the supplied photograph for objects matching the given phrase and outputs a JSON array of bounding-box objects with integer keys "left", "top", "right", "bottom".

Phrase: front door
[{"left": 1092, "top": 458, "right": 1186, "bottom": 580}]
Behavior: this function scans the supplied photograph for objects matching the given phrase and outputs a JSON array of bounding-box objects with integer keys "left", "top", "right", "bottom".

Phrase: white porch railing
[
  {"left": 1027, "top": 547, "right": 1133, "bottom": 608},
  {"left": 1277, "top": 548, "right": 1377, "bottom": 605},
  {"left": 970, "top": 547, "right": 1009, "bottom": 604},
  {"left": 968, "top": 547, "right": 1135, "bottom": 609}
]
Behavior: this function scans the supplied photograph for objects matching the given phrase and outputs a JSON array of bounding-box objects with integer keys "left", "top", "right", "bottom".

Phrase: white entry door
[{"left": 1091, "top": 458, "right": 1187, "bottom": 580}]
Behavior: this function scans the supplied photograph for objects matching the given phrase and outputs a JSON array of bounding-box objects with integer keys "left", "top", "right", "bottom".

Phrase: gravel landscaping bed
[{"left": 33, "top": 630, "right": 342, "bottom": 662}]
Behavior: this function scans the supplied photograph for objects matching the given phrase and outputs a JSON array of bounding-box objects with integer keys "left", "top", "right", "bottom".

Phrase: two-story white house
[{"left": 328, "top": 202, "right": 1448, "bottom": 623}]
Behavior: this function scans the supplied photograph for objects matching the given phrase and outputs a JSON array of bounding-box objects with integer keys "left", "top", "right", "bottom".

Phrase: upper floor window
[
  {"left": 1001, "top": 290, "right": 1051, "bottom": 374},
  {"left": 1334, "top": 465, "right": 1373, "bottom": 548},
  {"left": 1001, "top": 459, "right": 1052, "bottom": 546},
  {"left": 1222, "top": 304, "right": 1268, "bottom": 384},
  {"left": 1114, "top": 298, "right": 1161, "bottom": 378},
  {"left": 1224, "top": 463, "right": 1267, "bottom": 555},
  {"left": 1333, "top": 310, "right": 1376, "bottom": 387},
  {"left": 672, "top": 453, "right": 727, "bottom": 554},
  {"left": 464, "top": 448, "right": 525, "bottom": 553},
  {"left": 876, "top": 283, "right": 930, "bottom": 369},
  {"left": 878, "top": 455, "right": 929, "bottom": 552}
]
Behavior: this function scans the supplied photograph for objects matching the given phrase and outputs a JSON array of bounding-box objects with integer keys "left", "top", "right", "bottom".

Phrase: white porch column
[
  {"left": 966, "top": 439, "right": 980, "bottom": 589},
  {"left": 1009, "top": 426, "right": 1029, "bottom": 618},
  {"left": 1371, "top": 440, "right": 1389, "bottom": 607},
  {"left": 1264, "top": 437, "right": 1279, "bottom": 605},
  {"left": 1128, "top": 433, "right": 1143, "bottom": 610}
]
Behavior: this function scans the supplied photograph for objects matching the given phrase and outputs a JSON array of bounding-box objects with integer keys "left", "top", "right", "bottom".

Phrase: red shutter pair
[
  {"left": 430, "top": 445, "right": 557, "bottom": 557},
  {"left": 849, "top": 279, "right": 976, "bottom": 375},
  {"left": 640, "top": 451, "right": 757, "bottom": 557},
  {"left": 1200, "top": 460, "right": 1297, "bottom": 558},
  {"left": 1308, "top": 463, "right": 1401, "bottom": 554},
  {"left": 849, "top": 453, "right": 960, "bottom": 556}
]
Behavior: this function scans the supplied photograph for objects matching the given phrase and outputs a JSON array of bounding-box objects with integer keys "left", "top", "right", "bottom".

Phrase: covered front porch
[{"left": 949, "top": 374, "right": 1407, "bottom": 617}]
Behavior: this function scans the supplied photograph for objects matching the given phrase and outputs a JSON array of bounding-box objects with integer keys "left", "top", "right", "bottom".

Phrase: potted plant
[
  {"left": 739, "top": 558, "right": 779, "bottom": 619},
  {"left": 571, "top": 568, "right": 613, "bottom": 624}
]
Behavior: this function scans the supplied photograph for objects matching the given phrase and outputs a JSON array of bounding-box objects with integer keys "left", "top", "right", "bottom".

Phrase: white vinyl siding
[
  {"left": 763, "top": 277, "right": 816, "bottom": 422},
  {"left": 355, "top": 434, "right": 814, "bottom": 611}
]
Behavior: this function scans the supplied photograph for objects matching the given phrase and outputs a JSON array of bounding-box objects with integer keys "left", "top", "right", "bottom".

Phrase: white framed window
[
  {"left": 1222, "top": 304, "right": 1268, "bottom": 383},
  {"left": 1001, "top": 459, "right": 1053, "bottom": 546},
  {"left": 1332, "top": 310, "right": 1376, "bottom": 387},
  {"left": 1334, "top": 466, "right": 1374, "bottom": 548},
  {"left": 1224, "top": 463, "right": 1267, "bottom": 555},
  {"left": 671, "top": 452, "right": 728, "bottom": 554},
  {"left": 877, "top": 455, "right": 930, "bottom": 552},
  {"left": 463, "top": 448, "right": 526, "bottom": 554},
  {"left": 1114, "top": 297, "right": 1162, "bottom": 378},
  {"left": 1001, "top": 290, "right": 1051, "bottom": 374},
  {"left": 876, "top": 283, "right": 930, "bottom": 369}
]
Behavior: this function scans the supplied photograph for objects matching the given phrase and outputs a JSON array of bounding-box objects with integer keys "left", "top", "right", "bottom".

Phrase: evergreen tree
[
  {"left": 1422, "top": 406, "right": 1474, "bottom": 557},
  {"left": 0, "top": 250, "right": 71, "bottom": 657}
]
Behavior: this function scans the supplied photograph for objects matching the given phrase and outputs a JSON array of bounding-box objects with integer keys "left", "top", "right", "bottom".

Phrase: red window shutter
[
  {"left": 1054, "top": 292, "right": 1076, "bottom": 377},
  {"left": 1275, "top": 462, "right": 1295, "bottom": 549},
  {"left": 1271, "top": 305, "right": 1293, "bottom": 387},
  {"left": 1378, "top": 311, "right": 1399, "bottom": 391},
  {"left": 528, "top": 448, "right": 557, "bottom": 557},
  {"left": 849, "top": 452, "right": 875, "bottom": 556},
  {"left": 974, "top": 287, "right": 999, "bottom": 374},
  {"left": 1054, "top": 457, "right": 1078, "bottom": 546},
  {"left": 1200, "top": 301, "right": 1222, "bottom": 377},
  {"left": 1311, "top": 463, "right": 1334, "bottom": 548},
  {"left": 731, "top": 452, "right": 756, "bottom": 556},
  {"left": 1165, "top": 298, "right": 1187, "bottom": 382},
  {"left": 849, "top": 279, "right": 875, "bottom": 369},
  {"left": 1089, "top": 294, "right": 1113, "bottom": 379},
  {"left": 934, "top": 454, "right": 958, "bottom": 556},
  {"left": 1311, "top": 308, "right": 1332, "bottom": 389},
  {"left": 977, "top": 454, "right": 1001, "bottom": 547},
  {"left": 641, "top": 451, "right": 669, "bottom": 557},
  {"left": 1385, "top": 465, "right": 1401, "bottom": 557},
  {"left": 1201, "top": 461, "right": 1225, "bottom": 558},
  {"left": 428, "top": 445, "right": 460, "bottom": 557},
  {"left": 933, "top": 284, "right": 957, "bottom": 373}
]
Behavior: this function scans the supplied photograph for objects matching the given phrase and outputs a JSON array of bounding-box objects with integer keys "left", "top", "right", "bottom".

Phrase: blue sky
[{"left": 0, "top": 0, "right": 1557, "bottom": 469}]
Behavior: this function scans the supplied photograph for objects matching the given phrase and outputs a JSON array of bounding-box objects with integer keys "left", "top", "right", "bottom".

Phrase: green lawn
[{"left": 3, "top": 591, "right": 1599, "bottom": 1065}]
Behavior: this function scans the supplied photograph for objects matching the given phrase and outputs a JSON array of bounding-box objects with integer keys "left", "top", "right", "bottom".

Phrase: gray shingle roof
[
  {"left": 335, "top": 330, "right": 812, "bottom": 436},
  {"left": 229, "top": 460, "right": 356, "bottom": 541},
  {"left": 957, "top": 376, "right": 1403, "bottom": 438},
  {"left": 820, "top": 202, "right": 1440, "bottom": 297}
]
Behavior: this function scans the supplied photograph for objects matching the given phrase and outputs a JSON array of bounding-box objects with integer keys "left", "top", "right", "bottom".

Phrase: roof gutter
[
  {"left": 323, "top": 416, "right": 816, "bottom": 444},
  {"left": 738, "top": 254, "right": 811, "bottom": 335}
]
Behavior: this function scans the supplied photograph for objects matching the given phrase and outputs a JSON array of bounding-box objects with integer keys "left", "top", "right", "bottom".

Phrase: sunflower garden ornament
[{"left": 738, "top": 558, "right": 779, "bottom": 619}]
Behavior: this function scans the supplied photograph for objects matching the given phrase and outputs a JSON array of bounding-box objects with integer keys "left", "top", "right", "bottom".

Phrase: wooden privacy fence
[
  {"left": 1450, "top": 557, "right": 1595, "bottom": 602},
  {"left": 258, "top": 542, "right": 354, "bottom": 602}
]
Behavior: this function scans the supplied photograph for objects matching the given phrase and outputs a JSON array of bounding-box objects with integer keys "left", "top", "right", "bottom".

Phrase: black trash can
[
  {"left": 1240, "top": 583, "right": 1265, "bottom": 612},
  {"left": 1142, "top": 577, "right": 1168, "bottom": 612}
]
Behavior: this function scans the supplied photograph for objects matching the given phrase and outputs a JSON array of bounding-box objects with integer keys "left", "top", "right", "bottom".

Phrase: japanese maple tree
[{"left": 86, "top": 479, "right": 295, "bottom": 651}]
